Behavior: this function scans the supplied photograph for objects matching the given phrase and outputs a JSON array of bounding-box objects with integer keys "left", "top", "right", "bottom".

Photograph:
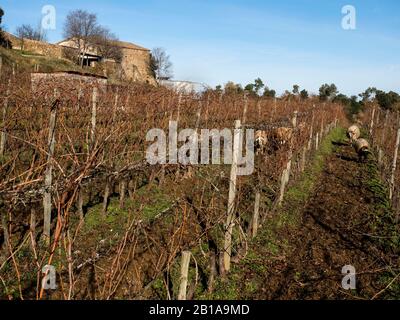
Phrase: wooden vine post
[
  {"left": 223, "top": 120, "right": 241, "bottom": 274},
  {"left": 77, "top": 87, "right": 97, "bottom": 219},
  {"left": 43, "top": 91, "right": 59, "bottom": 245},
  {"left": 278, "top": 111, "right": 298, "bottom": 205},
  {"left": 124, "top": 94, "right": 130, "bottom": 111},
  {"left": 375, "top": 108, "right": 380, "bottom": 128},
  {"left": 278, "top": 168, "right": 289, "bottom": 206},
  {"left": 177, "top": 92, "right": 182, "bottom": 123},
  {"left": 177, "top": 251, "right": 191, "bottom": 300},
  {"left": 300, "top": 147, "right": 307, "bottom": 173},
  {"left": 379, "top": 110, "right": 389, "bottom": 165},
  {"left": 292, "top": 110, "right": 298, "bottom": 128},
  {"left": 308, "top": 110, "right": 315, "bottom": 151},
  {"left": 102, "top": 178, "right": 111, "bottom": 216},
  {"left": 1, "top": 205, "right": 10, "bottom": 257},
  {"left": 271, "top": 98, "right": 277, "bottom": 122},
  {"left": 119, "top": 179, "right": 127, "bottom": 209},
  {"left": 30, "top": 208, "right": 36, "bottom": 248},
  {"left": 77, "top": 188, "right": 84, "bottom": 221},
  {"left": 112, "top": 87, "right": 119, "bottom": 123},
  {"left": 186, "top": 101, "right": 202, "bottom": 178},
  {"left": 195, "top": 101, "right": 202, "bottom": 130},
  {"left": 389, "top": 128, "right": 400, "bottom": 201},
  {"left": 370, "top": 106, "right": 376, "bottom": 137},
  {"left": 320, "top": 114, "right": 324, "bottom": 138},
  {"left": 204, "top": 93, "right": 210, "bottom": 125},
  {"left": 251, "top": 192, "right": 261, "bottom": 238},
  {"left": 91, "top": 87, "right": 98, "bottom": 148},
  {"left": 172, "top": 92, "right": 183, "bottom": 180},
  {"left": 242, "top": 93, "right": 248, "bottom": 124},
  {"left": 77, "top": 85, "right": 83, "bottom": 110},
  {"left": 0, "top": 79, "right": 11, "bottom": 157}
]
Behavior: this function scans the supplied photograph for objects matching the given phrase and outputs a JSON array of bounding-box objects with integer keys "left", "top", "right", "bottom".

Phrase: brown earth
[{"left": 231, "top": 142, "right": 399, "bottom": 300}]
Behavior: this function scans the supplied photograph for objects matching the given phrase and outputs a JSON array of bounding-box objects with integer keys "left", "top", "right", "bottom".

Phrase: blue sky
[{"left": 1, "top": 0, "right": 399, "bottom": 95}]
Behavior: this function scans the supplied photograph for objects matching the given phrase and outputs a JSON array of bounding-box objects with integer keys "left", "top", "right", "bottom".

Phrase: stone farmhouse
[
  {"left": 4, "top": 32, "right": 155, "bottom": 84},
  {"left": 57, "top": 38, "right": 155, "bottom": 84}
]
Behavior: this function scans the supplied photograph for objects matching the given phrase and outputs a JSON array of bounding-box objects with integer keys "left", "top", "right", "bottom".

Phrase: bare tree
[
  {"left": 63, "top": 10, "right": 100, "bottom": 67},
  {"left": 16, "top": 24, "right": 47, "bottom": 50},
  {"left": 0, "top": 7, "right": 4, "bottom": 25},
  {"left": 150, "top": 47, "right": 173, "bottom": 81},
  {"left": 0, "top": 7, "right": 11, "bottom": 48},
  {"left": 91, "top": 26, "right": 123, "bottom": 63}
]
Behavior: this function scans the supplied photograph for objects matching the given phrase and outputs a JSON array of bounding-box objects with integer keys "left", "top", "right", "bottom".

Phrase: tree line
[
  {"left": 214, "top": 78, "right": 311, "bottom": 100},
  {"left": 212, "top": 78, "right": 400, "bottom": 116}
]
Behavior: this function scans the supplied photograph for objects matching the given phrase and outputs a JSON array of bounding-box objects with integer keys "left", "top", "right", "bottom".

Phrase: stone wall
[
  {"left": 6, "top": 32, "right": 63, "bottom": 58},
  {"left": 121, "top": 48, "right": 156, "bottom": 84},
  {"left": 31, "top": 71, "right": 108, "bottom": 92}
]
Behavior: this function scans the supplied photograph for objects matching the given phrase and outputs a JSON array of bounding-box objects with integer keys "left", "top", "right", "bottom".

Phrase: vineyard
[{"left": 0, "top": 62, "right": 399, "bottom": 300}]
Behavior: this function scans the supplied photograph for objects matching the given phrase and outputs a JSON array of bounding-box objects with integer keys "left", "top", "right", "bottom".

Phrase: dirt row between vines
[{"left": 218, "top": 134, "right": 400, "bottom": 300}]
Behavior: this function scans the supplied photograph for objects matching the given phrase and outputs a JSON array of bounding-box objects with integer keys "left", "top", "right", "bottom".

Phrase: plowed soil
[{"left": 234, "top": 142, "right": 399, "bottom": 300}]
